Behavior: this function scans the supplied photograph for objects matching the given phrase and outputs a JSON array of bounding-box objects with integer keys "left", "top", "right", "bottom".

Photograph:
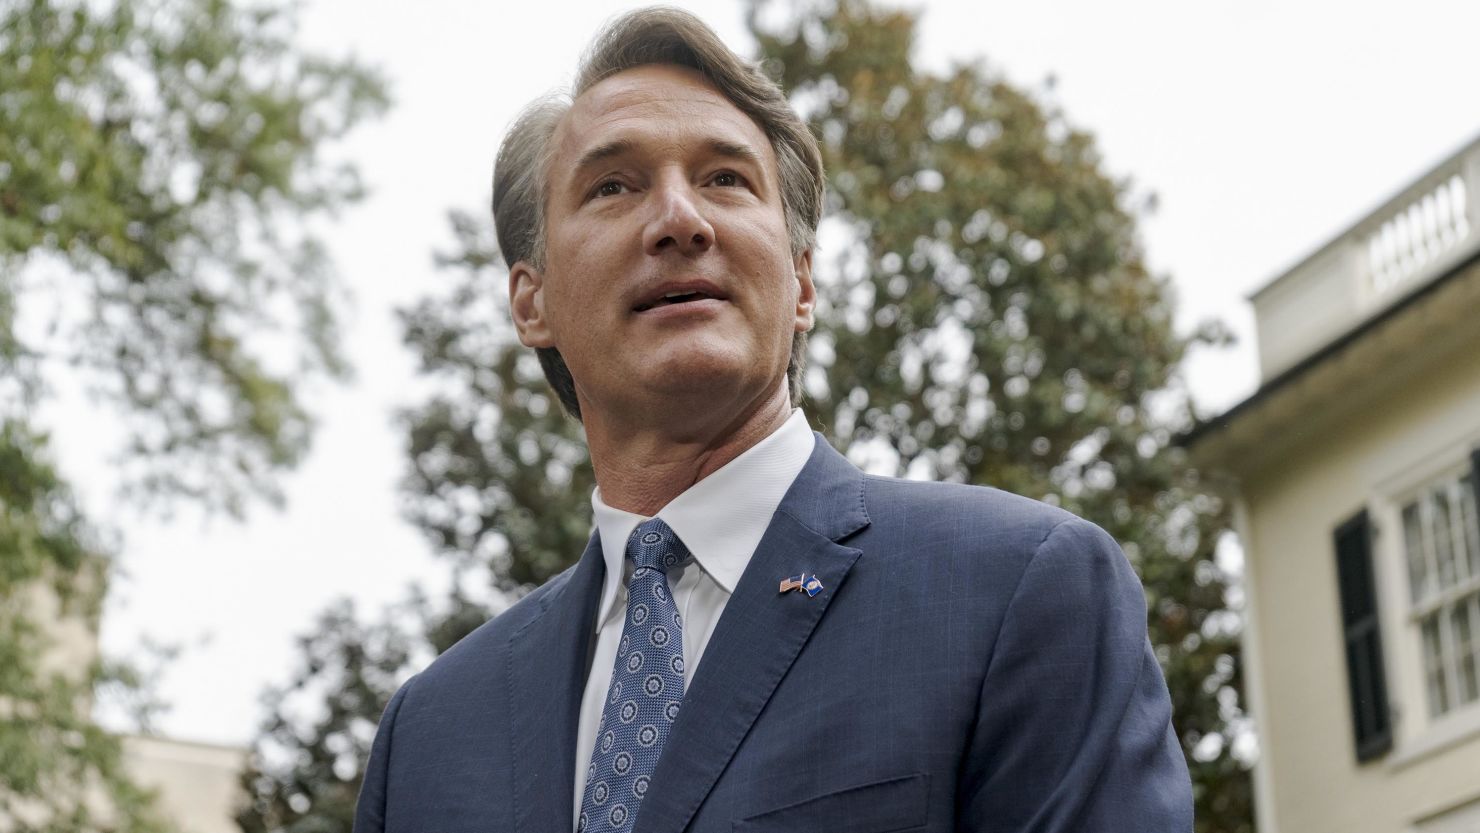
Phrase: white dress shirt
[{"left": 572, "top": 409, "right": 816, "bottom": 824}]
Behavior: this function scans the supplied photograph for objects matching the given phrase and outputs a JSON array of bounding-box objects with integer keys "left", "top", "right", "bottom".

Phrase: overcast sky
[{"left": 63, "top": 0, "right": 1480, "bottom": 747}]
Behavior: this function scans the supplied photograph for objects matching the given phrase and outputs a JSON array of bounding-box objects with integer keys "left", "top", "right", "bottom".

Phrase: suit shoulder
[
  {"left": 860, "top": 473, "right": 1080, "bottom": 546},
  {"left": 852, "top": 475, "right": 1136, "bottom": 622}
]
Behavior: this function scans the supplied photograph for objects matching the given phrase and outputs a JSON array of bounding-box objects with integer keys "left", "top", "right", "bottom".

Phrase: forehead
[{"left": 552, "top": 63, "right": 776, "bottom": 175}]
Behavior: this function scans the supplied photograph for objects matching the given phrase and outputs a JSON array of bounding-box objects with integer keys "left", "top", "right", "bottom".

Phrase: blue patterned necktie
[{"left": 578, "top": 518, "right": 689, "bottom": 833}]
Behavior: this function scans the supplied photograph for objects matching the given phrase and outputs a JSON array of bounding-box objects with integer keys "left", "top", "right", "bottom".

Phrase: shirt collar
[{"left": 589, "top": 408, "right": 816, "bottom": 631}]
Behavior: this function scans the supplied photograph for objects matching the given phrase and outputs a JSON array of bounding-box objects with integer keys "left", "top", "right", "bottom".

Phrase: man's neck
[{"left": 583, "top": 382, "right": 794, "bottom": 516}]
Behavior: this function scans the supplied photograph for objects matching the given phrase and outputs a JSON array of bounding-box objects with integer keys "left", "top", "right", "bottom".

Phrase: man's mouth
[{"left": 633, "top": 288, "right": 725, "bottom": 310}]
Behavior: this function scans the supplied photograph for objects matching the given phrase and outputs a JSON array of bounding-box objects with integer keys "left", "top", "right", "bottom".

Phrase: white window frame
[
  {"left": 1376, "top": 450, "right": 1480, "bottom": 769},
  {"left": 1399, "top": 471, "right": 1480, "bottom": 718}
]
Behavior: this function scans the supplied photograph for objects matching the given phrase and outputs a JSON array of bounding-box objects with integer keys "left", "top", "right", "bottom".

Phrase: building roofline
[
  {"left": 1184, "top": 243, "right": 1480, "bottom": 449},
  {"left": 1247, "top": 128, "right": 1480, "bottom": 305},
  {"left": 119, "top": 732, "right": 247, "bottom": 754}
]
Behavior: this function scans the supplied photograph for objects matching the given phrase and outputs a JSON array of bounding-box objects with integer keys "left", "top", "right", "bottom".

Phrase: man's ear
[
  {"left": 509, "top": 260, "right": 556, "bottom": 348},
  {"left": 793, "top": 248, "right": 816, "bottom": 333}
]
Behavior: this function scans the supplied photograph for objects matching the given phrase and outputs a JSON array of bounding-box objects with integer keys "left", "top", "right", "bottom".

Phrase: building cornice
[{"left": 1182, "top": 251, "right": 1480, "bottom": 476}]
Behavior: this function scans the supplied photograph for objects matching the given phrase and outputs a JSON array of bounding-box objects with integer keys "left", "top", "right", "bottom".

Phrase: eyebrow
[
  {"left": 572, "top": 138, "right": 637, "bottom": 176},
  {"left": 569, "top": 137, "right": 768, "bottom": 181},
  {"left": 704, "top": 139, "right": 765, "bottom": 169}
]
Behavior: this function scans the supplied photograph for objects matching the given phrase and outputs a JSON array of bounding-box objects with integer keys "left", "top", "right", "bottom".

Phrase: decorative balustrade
[
  {"left": 1366, "top": 174, "right": 1470, "bottom": 297},
  {"left": 1251, "top": 134, "right": 1480, "bottom": 381}
]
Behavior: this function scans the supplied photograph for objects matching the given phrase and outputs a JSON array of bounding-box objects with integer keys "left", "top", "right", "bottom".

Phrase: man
[{"left": 355, "top": 8, "right": 1192, "bottom": 833}]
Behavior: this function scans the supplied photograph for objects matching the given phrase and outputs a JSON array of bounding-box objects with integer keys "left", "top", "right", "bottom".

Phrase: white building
[
  {"left": 1189, "top": 134, "right": 1480, "bottom": 832},
  {"left": 5, "top": 576, "right": 245, "bottom": 832},
  {"left": 121, "top": 734, "right": 246, "bottom": 833}
]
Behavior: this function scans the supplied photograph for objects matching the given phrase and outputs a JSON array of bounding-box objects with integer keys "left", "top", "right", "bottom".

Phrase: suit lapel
[
  {"left": 634, "top": 436, "right": 871, "bottom": 833},
  {"left": 507, "top": 533, "right": 605, "bottom": 833}
]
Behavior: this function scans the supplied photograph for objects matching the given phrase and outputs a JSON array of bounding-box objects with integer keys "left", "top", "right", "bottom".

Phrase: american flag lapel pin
[{"left": 779, "top": 573, "right": 805, "bottom": 594}]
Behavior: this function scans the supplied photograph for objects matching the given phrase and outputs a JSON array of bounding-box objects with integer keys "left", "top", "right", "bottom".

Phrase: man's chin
[
  {"left": 643, "top": 360, "right": 751, "bottom": 397},
  {"left": 632, "top": 354, "right": 780, "bottom": 409},
  {"left": 571, "top": 342, "right": 789, "bottom": 424}
]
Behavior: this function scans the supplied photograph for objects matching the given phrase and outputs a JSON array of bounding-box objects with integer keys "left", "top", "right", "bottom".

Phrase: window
[{"left": 1401, "top": 471, "right": 1480, "bottom": 718}]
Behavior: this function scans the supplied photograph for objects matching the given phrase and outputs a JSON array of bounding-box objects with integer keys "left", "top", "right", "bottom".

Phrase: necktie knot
[{"left": 627, "top": 518, "right": 688, "bottom": 573}]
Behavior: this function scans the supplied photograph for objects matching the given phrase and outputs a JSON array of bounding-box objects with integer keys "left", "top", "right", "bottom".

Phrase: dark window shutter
[
  {"left": 1334, "top": 509, "right": 1391, "bottom": 762},
  {"left": 1471, "top": 446, "right": 1480, "bottom": 535}
]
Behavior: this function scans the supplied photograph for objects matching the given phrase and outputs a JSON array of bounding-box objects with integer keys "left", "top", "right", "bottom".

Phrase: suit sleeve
[
  {"left": 957, "top": 518, "right": 1193, "bottom": 832},
  {"left": 353, "top": 674, "right": 416, "bottom": 833}
]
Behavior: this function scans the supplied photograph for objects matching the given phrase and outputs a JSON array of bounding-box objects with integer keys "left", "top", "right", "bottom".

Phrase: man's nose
[{"left": 643, "top": 182, "right": 714, "bottom": 257}]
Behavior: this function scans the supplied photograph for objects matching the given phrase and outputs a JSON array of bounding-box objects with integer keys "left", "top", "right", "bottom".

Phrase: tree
[
  {"left": 0, "top": 424, "right": 172, "bottom": 832},
  {"left": 3, "top": 0, "right": 389, "bottom": 515},
  {"left": 232, "top": 211, "right": 583, "bottom": 830},
  {"left": 749, "top": 3, "right": 1251, "bottom": 829},
  {"left": 0, "top": 0, "right": 386, "bottom": 827},
  {"left": 396, "top": 213, "right": 594, "bottom": 593},
  {"left": 245, "top": 1, "right": 1250, "bottom": 830},
  {"left": 234, "top": 598, "right": 417, "bottom": 833}
]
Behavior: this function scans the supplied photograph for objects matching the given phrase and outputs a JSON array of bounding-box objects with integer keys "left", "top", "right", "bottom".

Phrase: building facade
[
  {"left": 7, "top": 576, "right": 246, "bottom": 832},
  {"left": 1190, "top": 135, "right": 1480, "bottom": 832},
  {"left": 121, "top": 734, "right": 245, "bottom": 833}
]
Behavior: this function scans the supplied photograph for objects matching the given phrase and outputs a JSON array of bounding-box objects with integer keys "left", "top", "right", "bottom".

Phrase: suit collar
[
  {"left": 775, "top": 431, "right": 872, "bottom": 543},
  {"left": 633, "top": 435, "right": 871, "bottom": 832},
  {"left": 507, "top": 532, "right": 605, "bottom": 833}
]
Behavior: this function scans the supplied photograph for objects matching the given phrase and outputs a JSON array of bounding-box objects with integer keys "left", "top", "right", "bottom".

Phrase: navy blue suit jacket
[{"left": 354, "top": 435, "right": 1192, "bottom": 832}]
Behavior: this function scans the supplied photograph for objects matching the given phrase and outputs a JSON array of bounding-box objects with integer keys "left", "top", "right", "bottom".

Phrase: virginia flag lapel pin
[{"left": 802, "top": 574, "right": 824, "bottom": 597}]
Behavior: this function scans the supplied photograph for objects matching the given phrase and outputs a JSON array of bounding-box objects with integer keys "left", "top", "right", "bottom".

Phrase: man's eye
[
  {"left": 595, "top": 181, "right": 626, "bottom": 197},
  {"left": 710, "top": 171, "right": 743, "bottom": 187}
]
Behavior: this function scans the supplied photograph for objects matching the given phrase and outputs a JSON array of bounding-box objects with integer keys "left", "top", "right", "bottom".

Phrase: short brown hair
[{"left": 491, "top": 7, "right": 824, "bottom": 420}]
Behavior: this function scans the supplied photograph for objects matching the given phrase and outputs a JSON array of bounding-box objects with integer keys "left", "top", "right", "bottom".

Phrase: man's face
[{"left": 509, "top": 64, "right": 814, "bottom": 422}]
